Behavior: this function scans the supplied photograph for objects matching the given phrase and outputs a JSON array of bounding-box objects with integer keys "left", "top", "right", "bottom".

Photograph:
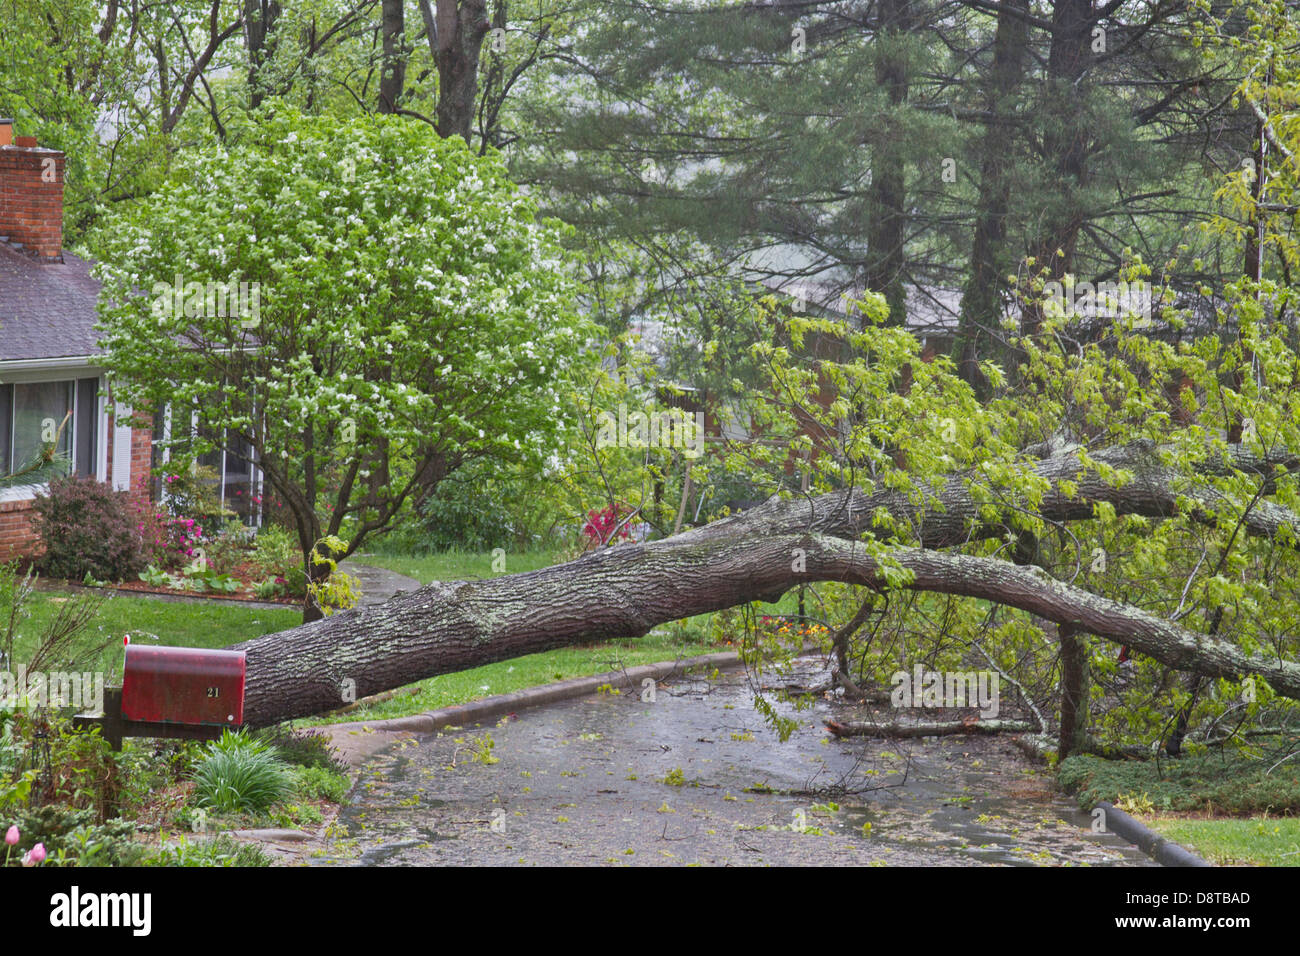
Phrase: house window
[
  {"left": 0, "top": 379, "right": 99, "bottom": 479},
  {"left": 157, "top": 405, "right": 262, "bottom": 526},
  {"left": 196, "top": 425, "right": 260, "bottom": 524}
]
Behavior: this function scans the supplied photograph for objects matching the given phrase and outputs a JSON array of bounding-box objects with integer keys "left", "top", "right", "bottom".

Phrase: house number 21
[{"left": 206, "top": 687, "right": 221, "bottom": 698}]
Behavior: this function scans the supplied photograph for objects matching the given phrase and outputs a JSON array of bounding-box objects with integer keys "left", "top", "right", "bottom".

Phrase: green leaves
[
  {"left": 92, "top": 106, "right": 598, "bottom": 577},
  {"left": 190, "top": 730, "right": 293, "bottom": 813}
]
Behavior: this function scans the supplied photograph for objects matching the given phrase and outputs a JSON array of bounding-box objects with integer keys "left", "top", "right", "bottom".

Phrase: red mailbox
[{"left": 121, "top": 645, "right": 246, "bottom": 727}]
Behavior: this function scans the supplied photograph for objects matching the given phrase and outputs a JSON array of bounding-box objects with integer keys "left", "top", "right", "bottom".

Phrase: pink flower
[
  {"left": 4, "top": 825, "right": 17, "bottom": 846},
  {"left": 22, "top": 842, "right": 45, "bottom": 866}
]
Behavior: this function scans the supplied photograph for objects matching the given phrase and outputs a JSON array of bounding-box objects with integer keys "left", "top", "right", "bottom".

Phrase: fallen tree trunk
[
  {"left": 228, "top": 440, "right": 1300, "bottom": 724},
  {"left": 232, "top": 527, "right": 1300, "bottom": 725},
  {"left": 825, "top": 718, "right": 1034, "bottom": 738}
]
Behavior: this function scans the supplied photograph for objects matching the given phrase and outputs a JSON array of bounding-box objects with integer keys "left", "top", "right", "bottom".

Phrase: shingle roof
[{"left": 0, "top": 240, "right": 103, "bottom": 363}]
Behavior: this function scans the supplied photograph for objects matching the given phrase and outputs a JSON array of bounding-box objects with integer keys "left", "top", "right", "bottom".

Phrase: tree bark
[
  {"left": 954, "top": 0, "right": 1029, "bottom": 390},
  {"left": 825, "top": 718, "right": 1033, "bottom": 738},
  {"left": 436, "top": 0, "right": 491, "bottom": 142},
  {"left": 863, "top": 0, "right": 915, "bottom": 325},
  {"left": 1057, "top": 623, "right": 1088, "bottom": 760},
  {"left": 1023, "top": 0, "right": 1094, "bottom": 318},
  {"left": 244, "top": 0, "right": 280, "bottom": 110},
  {"left": 378, "top": 0, "right": 407, "bottom": 113}
]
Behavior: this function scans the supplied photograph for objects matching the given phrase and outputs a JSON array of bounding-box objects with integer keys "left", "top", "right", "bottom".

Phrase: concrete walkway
[{"left": 337, "top": 560, "right": 423, "bottom": 606}]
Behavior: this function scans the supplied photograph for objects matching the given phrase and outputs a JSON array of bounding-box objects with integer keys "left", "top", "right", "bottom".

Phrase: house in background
[
  {"left": 0, "top": 119, "right": 155, "bottom": 563},
  {"left": 1, "top": 122, "right": 273, "bottom": 570}
]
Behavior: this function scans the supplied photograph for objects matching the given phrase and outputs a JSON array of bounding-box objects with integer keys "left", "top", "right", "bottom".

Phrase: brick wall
[
  {"left": 0, "top": 142, "right": 64, "bottom": 262},
  {"left": 0, "top": 498, "right": 39, "bottom": 565},
  {"left": 123, "top": 415, "right": 154, "bottom": 509},
  {"left": 102, "top": 411, "right": 154, "bottom": 505}
]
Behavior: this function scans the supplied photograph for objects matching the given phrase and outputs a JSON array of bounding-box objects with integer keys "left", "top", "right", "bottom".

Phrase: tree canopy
[{"left": 91, "top": 107, "right": 597, "bottom": 618}]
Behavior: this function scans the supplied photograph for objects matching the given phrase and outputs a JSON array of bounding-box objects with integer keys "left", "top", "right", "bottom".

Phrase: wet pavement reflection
[{"left": 316, "top": 659, "right": 1154, "bottom": 867}]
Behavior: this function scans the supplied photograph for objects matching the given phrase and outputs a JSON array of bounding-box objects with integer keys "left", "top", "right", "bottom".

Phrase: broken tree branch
[{"left": 825, "top": 718, "right": 1034, "bottom": 738}]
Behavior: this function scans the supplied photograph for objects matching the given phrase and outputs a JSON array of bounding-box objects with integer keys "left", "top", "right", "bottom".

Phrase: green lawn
[
  {"left": 13, "top": 549, "right": 562, "bottom": 673},
  {"left": 1146, "top": 816, "right": 1300, "bottom": 867},
  {"left": 306, "top": 623, "right": 720, "bottom": 724},
  {"left": 14, "top": 589, "right": 300, "bottom": 675},
  {"left": 350, "top": 547, "right": 562, "bottom": 584}
]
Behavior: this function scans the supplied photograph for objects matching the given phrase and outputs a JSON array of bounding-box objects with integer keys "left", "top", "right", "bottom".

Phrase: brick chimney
[{"left": 0, "top": 121, "right": 65, "bottom": 262}]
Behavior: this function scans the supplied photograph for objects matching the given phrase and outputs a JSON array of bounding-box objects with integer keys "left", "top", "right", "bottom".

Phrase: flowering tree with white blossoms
[{"left": 93, "top": 107, "right": 596, "bottom": 621}]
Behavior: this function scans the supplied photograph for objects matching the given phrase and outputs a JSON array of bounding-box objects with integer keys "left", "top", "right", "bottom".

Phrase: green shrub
[
  {"left": 146, "top": 833, "right": 272, "bottom": 867},
  {"left": 253, "top": 577, "right": 284, "bottom": 599},
  {"left": 190, "top": 729, "right": 293, "bottom": 813},
  {"left": 282, "top": 566, "right": 308, "bottom": 597},
  {"left": 115, "top": 739, "right": 198, "bottom": 815},
  {"left": 205, "top": 519, "right": 254, "bottom": 574},
  {"left": 31, "top": 475, "right": 147, "bottom": 582},
  {"left": 294, "top": 765, "right": 349, "bottom": 803},
  {"left": 138, "top": 564, "right": 170, "bottom": 587},
  {"left": 1, "top": 806, "right": 144, "bottom": 867},
  {"left": 250, "top": 525, "right": 301, "bottom": 578},
  {"left": 1059, "top": 749, "right": 1300, "bottom": 815},
  {"left": 271, "top": 802, "right": 324, "bottom": 828},
  {"left": 257, "top": 726, "right": 346, "bottom": 773},
  {"left": 248, "top": 526, "right": 308, "bottom": 597},
  {"left": 410, "top": 460, "right": 559, "bottom": 552},
  {"left": 417, "top": 482, "right": 518, "bottom": 551},
  {"left": 179, "top": 562, "right": 240, "bottom": 593},
  {"left": 157, "top": 464, "right": 232, "bottom": 526},
  {"left": 3, "top": 712, "right": 123, "bottom": 821}
]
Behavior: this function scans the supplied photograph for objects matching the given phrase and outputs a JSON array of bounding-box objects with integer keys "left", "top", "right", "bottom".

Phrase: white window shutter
[{"left": 112, "top": 404, "right": 133, "bottom": 491}]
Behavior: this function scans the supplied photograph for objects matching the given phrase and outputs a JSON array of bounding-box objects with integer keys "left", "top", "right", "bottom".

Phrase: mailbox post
[{"left": 74, "top": 646, "right": 247, "bottom": 751}]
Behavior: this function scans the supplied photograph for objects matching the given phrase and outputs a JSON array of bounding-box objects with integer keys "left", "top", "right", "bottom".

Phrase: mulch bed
[{"left": 36, "top": 560, "right": 302, "bottom": 605}]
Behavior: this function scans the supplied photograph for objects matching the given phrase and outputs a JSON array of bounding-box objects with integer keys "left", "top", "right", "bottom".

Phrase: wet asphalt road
[{"left": 316, "top": 660, "right": 1154, "bottom": 867}]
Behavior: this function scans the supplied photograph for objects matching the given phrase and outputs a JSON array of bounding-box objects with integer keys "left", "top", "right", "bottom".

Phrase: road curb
[{"left": 1093, "top": 801, "right": 1211, "bottom": 867}]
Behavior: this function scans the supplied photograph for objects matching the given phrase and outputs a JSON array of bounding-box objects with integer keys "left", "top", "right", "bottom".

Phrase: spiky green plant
[{"left": 189, "top": 730, "right": 292, "bottom": 813}]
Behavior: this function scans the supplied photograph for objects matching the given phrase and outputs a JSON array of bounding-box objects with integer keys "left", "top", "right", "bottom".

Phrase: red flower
[{"left": 582, "top": 504, "right": 631, "bottom": 543}]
